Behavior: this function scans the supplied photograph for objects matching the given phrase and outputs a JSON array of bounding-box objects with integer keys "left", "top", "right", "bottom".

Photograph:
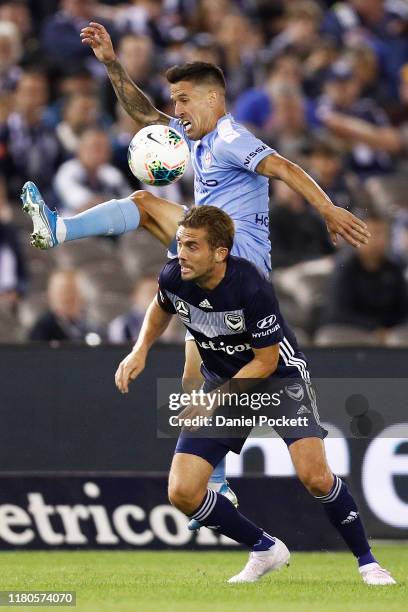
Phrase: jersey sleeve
[
  {"left": 169, "top": 118, "right": 193, "bottom": 152},
  {"left": 216, "top": 121, "right": 275, "bottom": 172},
  {"left": 157, "top": 267, "right": 176, "bottom": 314},
  {"left": 244, "top": 283, "right": 284, "bottom": 348}
]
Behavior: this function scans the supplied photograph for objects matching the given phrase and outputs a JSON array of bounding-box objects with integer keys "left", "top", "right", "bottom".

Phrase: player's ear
[
  {"left": 215, "top": 247, "right": 228, "bottom": 262},
  {"left": 208, "top": 90, "right": 217, "bottom": 107}
]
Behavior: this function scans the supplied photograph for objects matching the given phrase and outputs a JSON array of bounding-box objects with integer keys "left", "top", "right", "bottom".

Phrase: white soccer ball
[{"left": 128, "top": 124, "right": 190, "bottom": 186}]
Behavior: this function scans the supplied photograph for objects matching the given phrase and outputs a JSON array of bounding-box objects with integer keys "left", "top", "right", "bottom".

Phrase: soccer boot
[
  {"left": 228, "top": 537, "right": 290, "bottom": 584},
  {"left": 188, "top": 481, "right": 238, "bottom": 531},
  {"left": 359, "top": 563, "right": 396, "bottom": 585},
  {"left": 21, "top": 181, "right": 58, "bottom": 249}
]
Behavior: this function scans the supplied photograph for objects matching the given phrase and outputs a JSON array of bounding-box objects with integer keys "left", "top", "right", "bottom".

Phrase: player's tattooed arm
[
  {"left": 81, "top": 22, "right": 171, "bottom": 129},
  {"left": 256, "top": 153, "right": 371, "bottom": 248},
  {"left": 105, "top": 59, "right": 171, "bottom": 128}
]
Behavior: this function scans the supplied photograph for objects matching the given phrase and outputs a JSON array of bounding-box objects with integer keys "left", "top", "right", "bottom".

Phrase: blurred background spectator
[
  {"left": 55, "top": 91, "right": 102, "bottom": 156},
  {"left": 269, "top": 180, "right": 334, "bottom": 270},
  {"left": 54, "top": 127, "right": 130, "bottom": 213},
  {"left": 0, "top": 69, "right": 63, "bottom": 204},
  {"left": 234, "top": 52, "right": 305, "bottom": 131},
  {"left": 0, "top": 21, "right": 23, "bottom": 94},
  {"left": 0, "top": 0, "right": 406, "bottom": 347},
  {"left": 108, "top": 272, "right": 185, "bottom": 343},
  {"left": 316, "top": 58, "right": 394, "bottom": 180},
  {"left": 0, "top": 177, "right": 27, "bottom": 307},
  {"left": 321, "top": 0, "right": 408, "bottom": 102},
  {"left": 0, "top": 0, "right": 40, "bottom": 65},
  {"left": 28, "top": 268, "right": 100, "bottom": 342},
  {"left": 108, "top": 273, "right": 158, "bottom": 342},
  {"left": 41, "top": 0, "right": 113, "bottom": 75},
  {"left": 304, "top": 138, "right": 361, "bottom": 212},
  {"left": 316, "top": 213, "right": 408, "bottom": 346},
  {"left": 267, "top": 0, "right": 323, "bottom": 62}
]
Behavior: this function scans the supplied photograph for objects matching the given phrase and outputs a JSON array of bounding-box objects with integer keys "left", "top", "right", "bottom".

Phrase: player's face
[
  {"left": 170, "top": 80, "right": 222, "bottom": 140},
  {"left": 176, "top": 226, "right": 223, "bottom": 282}
]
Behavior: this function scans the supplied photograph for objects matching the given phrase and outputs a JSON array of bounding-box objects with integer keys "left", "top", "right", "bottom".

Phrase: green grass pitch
[{"left": 0, "top": 545, "right": 406, "bottom": 612}]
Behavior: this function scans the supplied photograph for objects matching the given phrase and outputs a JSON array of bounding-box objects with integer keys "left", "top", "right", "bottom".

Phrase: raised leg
[{"left": 21, "top": 181, "right": 186, "bottom": 249}]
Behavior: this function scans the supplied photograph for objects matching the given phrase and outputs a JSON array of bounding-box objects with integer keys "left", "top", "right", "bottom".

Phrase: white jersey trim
[
  {"left": 218, "top": 118, "right": 240, "bottom": 144},
  {"left": 279, "top": 337, "right": 321, "bottom": 425}
]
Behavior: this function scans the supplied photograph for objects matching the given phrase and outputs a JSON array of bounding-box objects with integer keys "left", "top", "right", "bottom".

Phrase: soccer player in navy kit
[
  {"left": 21, "top": 23, "right": 370, "bottom": 516},
  {"left": 115, "top": 206, "right": 395, "bottom": 586}
]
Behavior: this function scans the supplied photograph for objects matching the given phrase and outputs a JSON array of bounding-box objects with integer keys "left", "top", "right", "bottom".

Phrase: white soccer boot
[
  {"left": 228, "top": 537, "right": 290, "bottom": 584},
  {"left": 359, "top": 562, "right": 397, "bottom": 585}
]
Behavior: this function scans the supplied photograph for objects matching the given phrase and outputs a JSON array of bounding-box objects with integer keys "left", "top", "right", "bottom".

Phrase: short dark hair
[
  {"left": 166, "top": 62, "right": 226, "bottom": 90},
  {"left": 180, "top": 206, "right": 234, "bottom": 252}
]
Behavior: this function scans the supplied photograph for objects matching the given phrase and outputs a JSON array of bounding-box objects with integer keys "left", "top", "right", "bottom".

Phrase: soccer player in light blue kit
[{"left": 20, "top": 22, "right": 370, "bottom": 528}]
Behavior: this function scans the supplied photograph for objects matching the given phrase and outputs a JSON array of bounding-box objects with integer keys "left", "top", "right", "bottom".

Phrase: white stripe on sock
[
  {"left": 192, "top": 489, "right": 214, "bottom": 520},
  {"left": 193, "top": 489, "right": 217, "bottom": 521},
  {"left": 56, "top": 217, "right": 67, "bottom": 244},
  {"left": 315, "top": 475, "right": 342, "bottom": 503}
]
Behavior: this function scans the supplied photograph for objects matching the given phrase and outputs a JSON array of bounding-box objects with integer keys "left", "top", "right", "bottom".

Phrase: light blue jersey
[{"left": 169, "top": 113, "right": 275, "bottom": 274}]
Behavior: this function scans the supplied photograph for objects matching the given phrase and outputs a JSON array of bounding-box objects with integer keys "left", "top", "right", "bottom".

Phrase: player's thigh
[
  {"left": 288, "top": 437, "right": 333, "bottom": 493},
  {"left": 182, "top": 339, "right": 204, "bottom": 392},
  {"left": 168, "top": 452, "right": 213, "bottom": 501},
  {"left": 131, "top": 189, "right": 185, "bottom": 246}
]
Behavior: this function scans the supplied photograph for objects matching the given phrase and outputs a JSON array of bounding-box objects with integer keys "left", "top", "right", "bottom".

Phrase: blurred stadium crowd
[{"left": 0, "top": 0, "right": 408, "bottom": 346}]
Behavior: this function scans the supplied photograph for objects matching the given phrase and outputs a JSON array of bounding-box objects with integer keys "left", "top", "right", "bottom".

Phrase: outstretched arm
[
  {"left": 115, "top": 297, "right": 172, "bottom": 393},
  {"left": 256, "top": 153, "right": 370, "bottom": 248},
  {"left": 81, "top": 22, "right": 171, "bottom": 131}
]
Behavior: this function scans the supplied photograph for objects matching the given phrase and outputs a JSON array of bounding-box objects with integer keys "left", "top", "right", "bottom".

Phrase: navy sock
[
  {"left": 316, "top": 475, "right": 377, "bottom": 566},
  {"left": 190, "top": 489, "right": 267, "bottom": 548},
  {"left": 253, "top": 532, "right": 276, "bottom": 552}
]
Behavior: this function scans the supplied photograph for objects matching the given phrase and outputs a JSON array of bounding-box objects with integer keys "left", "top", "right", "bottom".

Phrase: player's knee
[
  {"left": 168, "top": 480, "right": 203, "bottom": 514},
  {"left": 130, "top": 190, "right": 151, "bottom": 223},
  {"left": 298, "top": 469, "right": 334, "bottom": 496},
  {"left": 131, "top": 189, "right": 148, "bottom": 203}
]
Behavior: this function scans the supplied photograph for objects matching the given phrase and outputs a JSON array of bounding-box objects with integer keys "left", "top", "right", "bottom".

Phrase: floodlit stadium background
[{"left": 0, "top": 0, "right": 407, "bottom": 553}]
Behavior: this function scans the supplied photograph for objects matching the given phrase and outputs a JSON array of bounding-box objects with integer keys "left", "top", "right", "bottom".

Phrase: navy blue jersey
[{"left": 157, "top": 256, "right": 310, "bottom": 383}]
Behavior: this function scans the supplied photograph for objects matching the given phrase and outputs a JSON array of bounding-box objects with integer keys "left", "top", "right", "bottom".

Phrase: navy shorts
[{"left": 175, "top": 377, "right": 328, "bottom": 468}]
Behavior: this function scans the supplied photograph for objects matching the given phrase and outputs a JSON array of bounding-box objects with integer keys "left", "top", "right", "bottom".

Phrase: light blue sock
[
  {"left": 62, "top": 198, "right": 140, "bottom": 243},
  {"left": 210, "top": 457, "right": 226, "bottom": 484}
]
